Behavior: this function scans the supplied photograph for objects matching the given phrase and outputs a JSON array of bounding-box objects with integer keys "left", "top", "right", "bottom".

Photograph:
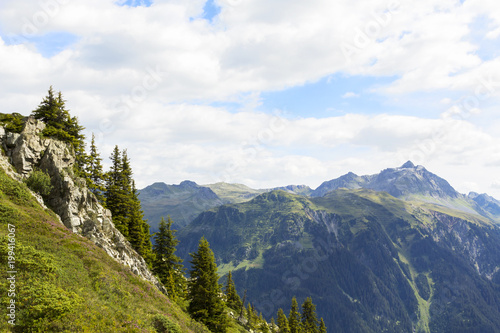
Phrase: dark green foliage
[
  {"left": 288, "top": 297, "right": 301, "bottom": 333},
  {"left": 152, "top": 314, "right": 183, "bottom": 333},
  {"left": 319, "top": 318, "right": 326, "bottom": 333},
  {"left": 188, "top": 237, "right": 228, "bottom": 333},
  {"left": 86, "top": 133, "right": 106, "bottom": 205},
  {"left": 105, "top": 146, "right": 129, "bottom": 236},
  {"left": 31, "top": 87, "right": 87, "bottom": 173},
  {"left": 277, "top": 308, "right": 290, "bottom": 333},
  {"left": 301, "top": 297, "right": 319, "bottom": 333},
  {"left": 24, "top": 169, "right": 53, "bottom": 199},
  {"left": 224, "top": 271, "right": 242, "bottom": 310},
  {"left": 104, "top": 147, "right": 153, "bottom": 264},
  {"left": 153, "top": 216, "right": 186, "bottom": 300},
  {"left": 0, "top": 112, "right": 24, "bottom": 133}
]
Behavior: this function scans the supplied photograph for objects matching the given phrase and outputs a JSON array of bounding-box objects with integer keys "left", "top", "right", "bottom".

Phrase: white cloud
[
  {"left": 342, "top": 92, "right": 359, "bottom": 98},
  {"left": 0, "top": 0, "right": 500, "bottom": 199}
]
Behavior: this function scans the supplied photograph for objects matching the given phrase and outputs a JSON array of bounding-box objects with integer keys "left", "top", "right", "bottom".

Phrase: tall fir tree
[
  {"left": 289, "top": 297, "right": 302, "bottom": 333},
  {"left": 153, "top": 216, "right": 186, "bottom": 300},
  {"left": 105, "top": 146, "right": 129, "bottom": 236},
  {"left": 105, "top": 148, "right": 153, "bottom": 264},
  {"left": 318, "top": 318, "right": 327, "bottom": 333},
  {"left": 86, "top": 133, "right": 106, "bottom": 205},
  {"left": 188, "top": 237, "right": 228, "bottom": 333},
  {"left": 301, "top": 297, "right": 319, "bottom": 333},
  {"left": 277, "top": 308, "right": 290, "bottom": 333},
  {"left": 224, "top": 271, "right": 242, "bottom": 310}
]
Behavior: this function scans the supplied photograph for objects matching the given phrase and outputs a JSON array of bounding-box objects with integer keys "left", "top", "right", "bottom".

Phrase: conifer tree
[
  {"left": 289, "top": 297, "right": 301, "bottom": 333},
  {"left": 86, "top": 133, "right": 106, "bottom": 205},
  {"left": 153, "top": 216, "right": 186, "bottom": 299},
  {"left": 225, "top": 271, "right": 242, "bottom": 310},
  {"left": 301, "top": 297, "right": 319, "bottom": 333},
  {"left": 277, "top": 308, "right": 290, "bottom": 333},
  {"left": 105, "top": 146, "right": 129, "bottom": 236},
  {"left": 319, "top": 318, "right": 327, "bottom": 333},
  {"left": 188, "top": 237, "right": 228, "bottom": 333}
]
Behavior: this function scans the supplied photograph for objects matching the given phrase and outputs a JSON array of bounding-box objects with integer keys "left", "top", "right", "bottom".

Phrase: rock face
[{"left": 0, "top": 117, "right": 165, "bottom": 293}]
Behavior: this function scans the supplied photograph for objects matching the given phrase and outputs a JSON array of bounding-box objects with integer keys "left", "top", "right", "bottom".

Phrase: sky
[{"left": 0, "top": 0, "right": 500, "bottom": 198}]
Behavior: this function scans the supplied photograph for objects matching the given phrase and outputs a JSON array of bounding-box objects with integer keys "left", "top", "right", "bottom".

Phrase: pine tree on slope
[
  {"left": 188, "top": 237, "right": 228, "bottom": 333},
  {"left": 289, "top": 297, "right": 302, "bottom": 333},
  {"left": 301, "top": 297, "right": 319, "bottom": 333},
  {"left": 225, "top": 271, "right": 242, "bottom": 310},
  {"left": 86, "top": 133, "right": 106, "bottom": 205},
  {"left": 277, "top": 308, "right": 290, "bottom": 333},
  {"left": 152, "top": 216, "right": 186, "bottom": 299}
]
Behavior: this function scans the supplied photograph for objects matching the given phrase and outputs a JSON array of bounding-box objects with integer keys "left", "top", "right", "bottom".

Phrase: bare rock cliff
[{"left": 0, "top": 117, "right": 165, "bottom": 293}]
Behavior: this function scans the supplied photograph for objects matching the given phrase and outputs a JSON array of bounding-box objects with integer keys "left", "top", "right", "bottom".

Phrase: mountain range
[
  {"left": 140, "top": 162, "right": 500, "bottom": 332},
  {"left": 139, "top": 161, "right": 500, "bottom": 229}
]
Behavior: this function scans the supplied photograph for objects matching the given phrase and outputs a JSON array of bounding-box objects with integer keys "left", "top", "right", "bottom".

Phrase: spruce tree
[
  {"left": 105, "top": 146, "right": 129, "bottom": 236},
  {"left": 86, "top": 133, "right": 106, "bottom": 205},
  {"left": 289, "top": 297, "right": 301, "bottom": 333},
  {"left": 188, "top": 237, "right": 228, "bottom": 333},
  {"left": 301, "top": 297, "right": 319, "bottom": 333},
  {"left": 277, "top": 308, "right": 290, "bottom": 333},
  {"left": 225, "top": 271, "right": 242, "bottom": 310},
  {"left": 153, "top": 216, "right": 186, "bottom": 299},
  {"left": 319, "top": 318, "right": 327, "bottom": 333}
]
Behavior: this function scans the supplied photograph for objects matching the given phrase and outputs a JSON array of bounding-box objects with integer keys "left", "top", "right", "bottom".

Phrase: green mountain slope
[
  {"left": 177, "top": 189, "right": 500, "bottom": 333},
  {"left": 0, "top": 168, "right": 209, "bottom": 333},
  {"left": 139, "top": 181, "right": 224, "bottom": 230}
]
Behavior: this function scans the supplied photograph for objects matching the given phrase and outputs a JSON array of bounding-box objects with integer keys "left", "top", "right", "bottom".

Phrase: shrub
[
  {"left": 25, "top": 170, "right": 53, "bottom": 198},
  {"left": 0, "top": 112, "right": 24, "bottom": 133},
  {"left": 152, "top": 314, "right": 183, "bottom": 333}
]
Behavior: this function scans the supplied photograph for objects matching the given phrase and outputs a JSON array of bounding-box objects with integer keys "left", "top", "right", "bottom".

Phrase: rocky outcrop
[{"left": 0, "top": 117, "right": 165, "bottom": 293}]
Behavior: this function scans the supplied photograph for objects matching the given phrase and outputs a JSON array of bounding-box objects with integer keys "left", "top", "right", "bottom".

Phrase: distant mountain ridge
[
  {"left": 311, "top": 161, "right": 460, "bottom": 199},
  {"left": 140, "top": 162, "right": 500, "bottom": 229},
  {"left": 139, "top": 180, "right": 224, "bottom": 231}
]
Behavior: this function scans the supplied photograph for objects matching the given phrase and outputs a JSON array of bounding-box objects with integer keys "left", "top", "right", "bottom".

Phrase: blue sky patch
[
  {"left": 29, "top": 32, "right": 79, "bottom": 58},
  {"left": 203, "top": 0, "right": 221, "bottom": 23},
  {"left": 116, "top": 0, "right": 153, "bottom": 7},
  {"left": 259, "top": 75, "right": 402, "bottom": 118}
]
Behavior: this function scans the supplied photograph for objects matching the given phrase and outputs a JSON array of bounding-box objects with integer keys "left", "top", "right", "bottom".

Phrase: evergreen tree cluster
[
  {"left": 275, "top": 297, "right": 326, "bottom": 333},
  {"left": 104, "top": 146, "right": 153, "bottom": 263}
]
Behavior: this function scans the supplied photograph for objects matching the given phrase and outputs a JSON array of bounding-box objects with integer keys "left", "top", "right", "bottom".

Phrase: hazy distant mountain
[
  {"left": 312, "top": 161, "right": 460, "bottom": 199},
  {"left": 138, "top": 181, "right": 224, "bottom": 231},
  {"left": 204, "top": 182, "right": 266, "bottom": 204},
  {"left": 469, "top": 192, "right": 500, "bottom": 222},
  {"left": 270, "top": 184, "right": 313, "bottom": 196}
]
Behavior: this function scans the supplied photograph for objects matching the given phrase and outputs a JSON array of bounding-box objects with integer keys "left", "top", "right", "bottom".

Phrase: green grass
[{"left": 0, "top": 168, "right": 210, "bottom": 333}]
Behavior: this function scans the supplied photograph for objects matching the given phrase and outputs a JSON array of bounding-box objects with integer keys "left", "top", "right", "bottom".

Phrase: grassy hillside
[{"left": 0, "top": 168, "right": 210, "bottom": 333}]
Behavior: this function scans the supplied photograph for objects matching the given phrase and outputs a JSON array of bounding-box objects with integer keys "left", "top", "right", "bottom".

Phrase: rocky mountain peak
[{"left": 401, "top": 160, "right": 416, "bottom": 169}]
